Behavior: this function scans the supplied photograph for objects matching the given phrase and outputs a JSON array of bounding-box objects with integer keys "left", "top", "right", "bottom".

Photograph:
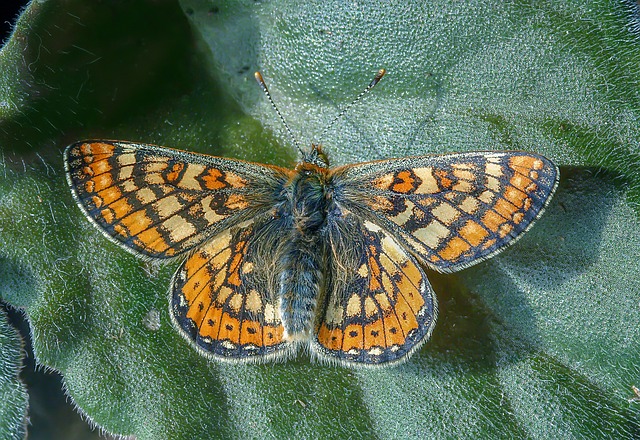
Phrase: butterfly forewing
[
  {"left": 64, "top": 141, "right": 291, "bottom": 259},
  {"left": 313, "top": 210, "right": 437, "bottom": 365},
  {"left": 171, "top": 216, "right": 294, "bottom": 361},
  {"left": 332, "top": 152, "right": 558, "bottom": 273}
]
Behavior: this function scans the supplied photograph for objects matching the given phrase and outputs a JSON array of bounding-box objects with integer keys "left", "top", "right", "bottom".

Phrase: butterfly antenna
[
  {"left": 254, "top": 71, "right": 304, "bottom": 156},
  {"left": 319, "top": 68, "right": 386, "bottom": 141}
]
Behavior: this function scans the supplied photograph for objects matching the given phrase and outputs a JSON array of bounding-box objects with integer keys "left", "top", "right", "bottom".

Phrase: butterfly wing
[
  {"left": 331, "top": 152, "right": 558, "bottom": 272},
  {"left": 171, "top": 214, "right": 294, "bottom": 361},
  {"left": 312, "top": 210, "right": 437, "bottom": 365},
  {"left": 64, "top": 140, "right": 291, "bottom": 259}
]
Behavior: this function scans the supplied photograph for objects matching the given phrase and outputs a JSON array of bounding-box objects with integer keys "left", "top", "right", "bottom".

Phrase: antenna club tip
[
  {"left": 255, "top": 71, "right": 269, "bottom": 93},
  {"left": 369, "top": 68, "right": 386, "bottom": 88}
]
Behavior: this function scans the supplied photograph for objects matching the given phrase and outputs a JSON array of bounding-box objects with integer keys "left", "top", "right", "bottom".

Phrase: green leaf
[
  {"left": 0, "top": 307, "right": 28, "bottom": 439},
  {"left": 1, "top": 0, "right": 639, "bottom": 438}
]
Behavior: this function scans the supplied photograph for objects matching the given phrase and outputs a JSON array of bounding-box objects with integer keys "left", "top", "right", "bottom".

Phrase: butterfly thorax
[{"left": 290, "top": 161, "right": 330, "bottom": 234}]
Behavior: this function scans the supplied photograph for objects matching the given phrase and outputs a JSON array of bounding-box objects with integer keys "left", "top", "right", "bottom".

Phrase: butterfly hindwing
[
  {"left": 312, "top": 210, "right": 437, "bottom": 365},
  {"left": 332, "top": 151, "right": 558, "bottom": 272},
  {"left": 64, "top": 140, "right": 291, "bottom": 259},
  {"left": 171, "top": 215, "right": 294, "bottom": 361}
]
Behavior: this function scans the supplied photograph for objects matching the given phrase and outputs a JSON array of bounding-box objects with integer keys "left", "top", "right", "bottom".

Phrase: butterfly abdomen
[
  {"left": 278, "top": 236, "right": 324, "bottom": 340},
  {"left": 278, "top": 164, "right": 329, "bottom": 340}
]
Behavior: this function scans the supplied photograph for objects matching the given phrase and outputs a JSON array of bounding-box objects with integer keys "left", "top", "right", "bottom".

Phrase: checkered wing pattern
[
  {"left": 332, "top": 152, "right": 558, "bottom": 273},
  {"left": 65, "top": 141, "right": 291, "bottom": 259},
  {"left": 313, "top": 211, "right": 437, "bottom": 365},
  {"left": 171, "top": 217, "right": 293, "bottom": 361}
]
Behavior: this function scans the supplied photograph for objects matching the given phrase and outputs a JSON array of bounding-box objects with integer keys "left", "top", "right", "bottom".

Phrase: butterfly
[{"left": 64, "top": 70, "right": 559, "bottom": 366}]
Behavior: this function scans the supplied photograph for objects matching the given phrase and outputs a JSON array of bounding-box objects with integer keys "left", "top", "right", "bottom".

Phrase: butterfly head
[{"left": 300, "top": 143, "right": 330, "bottom": 169}]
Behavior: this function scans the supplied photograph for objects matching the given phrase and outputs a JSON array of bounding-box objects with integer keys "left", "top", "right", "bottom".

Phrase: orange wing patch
[
  {"left": 64, "top": 140, "right": 290, "bottom": 259},
  {"left": 313, "top": 214, "right": 437, "bottom": 365},
  {"left": 171, "top": 219, "right": 292, "bottom": 361}
]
